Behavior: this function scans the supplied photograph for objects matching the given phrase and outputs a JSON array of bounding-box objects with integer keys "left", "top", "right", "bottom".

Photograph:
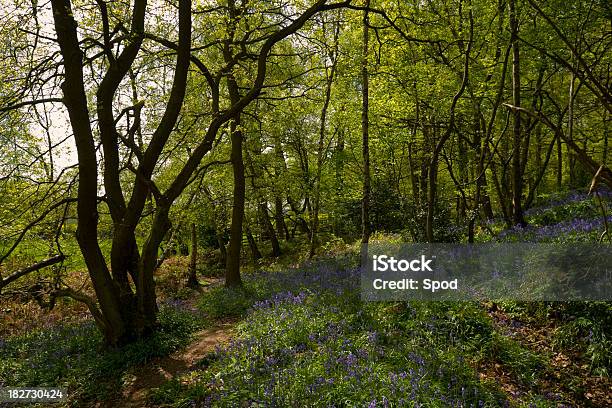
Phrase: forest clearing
[{"left": 0, "top": 0, "right": 611, "bottom": 406}]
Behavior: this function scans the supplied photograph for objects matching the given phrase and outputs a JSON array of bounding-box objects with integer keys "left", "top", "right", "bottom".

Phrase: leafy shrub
[
  {"left": 553, "top": 302, "right": 612, "bottom": 376},
  {"left": 402, "top": 199, "right": 462, "bottom": 243},
  {"left": 336, "top": 177, "right": 414, "bottom": 238},
  {"left": 198, "top": 285, "right": 261, "bottom": 318}
]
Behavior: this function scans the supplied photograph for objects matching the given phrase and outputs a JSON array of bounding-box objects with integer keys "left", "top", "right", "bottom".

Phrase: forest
[{"left": 0, "top": 0, "right": 611, "bottom": 406}]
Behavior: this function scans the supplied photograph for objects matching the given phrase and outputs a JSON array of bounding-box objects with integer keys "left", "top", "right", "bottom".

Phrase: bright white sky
[{"left": 1, "top": 0, "right": 77, "bottom": 172}]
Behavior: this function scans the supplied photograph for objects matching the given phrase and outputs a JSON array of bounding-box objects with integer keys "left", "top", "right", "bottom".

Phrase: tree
[
  {"left": 310, "top": 16, "right": 341, "bottom": 258},
  {"left": 3, "top": 0, "right": 352, "bottom": 346},
  {"left": 361, "top": 0, "right": 371, "bottom": 247},
  {"left": 509, "top": 0, "right": 526, "bottom": 226}
]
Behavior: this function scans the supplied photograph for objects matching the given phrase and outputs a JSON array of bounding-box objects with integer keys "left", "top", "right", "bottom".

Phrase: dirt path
[
  {"left": 485, "top": 307, "right": 611, "bottom": 407},
  {"left": 116, "top": 319, "right": 236, "bottom": 407}
]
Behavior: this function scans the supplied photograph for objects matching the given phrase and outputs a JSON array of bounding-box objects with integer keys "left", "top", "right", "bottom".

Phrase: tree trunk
[
  {"left": 207, "top": 202, "right": 227, "bottom": 267},
  {"left": 224, "top": 4, "right": 245, "bottom": 287},
  {"left": 274, "top": 196, "right": 287, "bottom": 240},
  {"left": 407, "top": 142, "right": 420, "bottom": 207},
  {"left": 526, "top": 131, "right": 560, "bottom": 208},
  {"left": 272, "top": 137, "right": 291, "bottom": 241},
  {"left": 361, "top": 0, "right": 371, "bottom": 249},
  {"left": 509, "top": 0, "right": 526, "bottom": 226},
  {"left": 557, "top": 134, "right": 563, "bottom": 189},
  {"left": 226, "top": 117, "right": 245, "bottom": 287},
  {"left": 604, "top": 111, "right": 609, "bottom": 165},
  {"left": 217, "top": 233, "right": 227, "bottom": 267},
  {"left": 310, "top": 23, "right": 339, "bottom": 258},
  {"left": 187, "top": 222, "right": 199, "bottom": 288},
  {"left": 246, "top": 226, "right": 263, "bottom": 261},
  {"left": 156, "top": 223, "right": 180, "bottom": 270},
  {"left": 426, "top": 125, "right": 440, "bottom": 242},
  {"left": 567, "top": 61, "right": 578, "bottom": 186},
  {"left": 51, "top": 0, "right": 125, "bottom": 345},
  {"left": 477, "top": 134, "right": 494, "bottom": 220},
  {"left": 260, "top": 202, "right": 281, "bottom": 257}
]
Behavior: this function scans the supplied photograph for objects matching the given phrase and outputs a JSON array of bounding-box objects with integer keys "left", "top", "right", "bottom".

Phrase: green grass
[{"left": 488, "top": 334, "right": 546, "bottom": 385}]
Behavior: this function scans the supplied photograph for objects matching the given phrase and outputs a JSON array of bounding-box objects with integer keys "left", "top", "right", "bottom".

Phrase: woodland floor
[
  {"left": 483, "top": 308, "right": 611, "bottom": 407},
  {"left": 1, "top": 267, "right": 610, "bottom": 407},
  {"left": 1, "top": 229, "right": 611, "bottom": 406},
  {"left": 116, "top": 319, "right": 236, "bottom": 408},
  {"left": 96, "top": 284, "right": 610, "bottom": 407},
  {"left": 115, "top": 278, "right": 236, "bottom": 408}
]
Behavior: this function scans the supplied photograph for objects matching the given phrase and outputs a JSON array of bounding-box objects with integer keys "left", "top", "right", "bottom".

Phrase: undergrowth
[{"left": 0, "top": 303, "right": 206, "bottom": 405}]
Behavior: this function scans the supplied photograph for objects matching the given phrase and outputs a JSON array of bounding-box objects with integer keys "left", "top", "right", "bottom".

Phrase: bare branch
[
  {"left": 503, "top": 103, "right": 612, "bottom": 189},
  {"left": 0, "top": 255, "right": 65, "bottom": 293},
  {"left": 0, "top": 98, "right": 63, "bottom": 113}
]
